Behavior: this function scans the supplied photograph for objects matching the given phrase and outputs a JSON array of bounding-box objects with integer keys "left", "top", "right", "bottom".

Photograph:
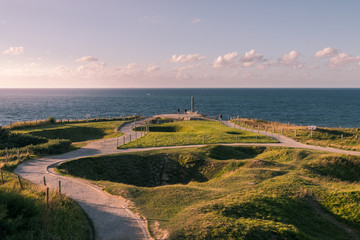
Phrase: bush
[
  {"left": 27, "top": 139, "right": 72, "bottom": 155},
  {"left": 0, "top": 127, "right": 48, "bottom": 150},
  {"left": 48, "top": 116, "right": 56, "bottom": 124}
]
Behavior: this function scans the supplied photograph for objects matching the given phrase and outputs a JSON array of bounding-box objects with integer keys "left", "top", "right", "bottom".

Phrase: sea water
[{"left": 0, "top": 88, "right": 359, "bottom": 127}]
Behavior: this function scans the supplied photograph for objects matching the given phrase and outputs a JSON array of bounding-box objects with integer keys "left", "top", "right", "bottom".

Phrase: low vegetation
[
  {"left": 232, "top": 118, "right": 360, "bottom": 151},
  {"left": 13, "top": 118, "right": 131, "bottom": 143},
  {"left": 0, "top": 162, "right": 91, "bottom": 239},
  {"left": 120, "top": 120, "right": 276, "bottom": 148},
  {"left": 0, "top": 117, "right": 136, "bottom": 239},
  {"left": 57, "top": 146, "right": 360, "bottom": 239}
]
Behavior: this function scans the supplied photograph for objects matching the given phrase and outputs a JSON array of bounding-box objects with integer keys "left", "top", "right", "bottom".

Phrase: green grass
[
  {"left": 0, "top": 119, "right": 132, "bottom": 163},
  {"left": 57, "top": 145, "right": 360, "bottom": 239},
  {"left": 120, "top": 120, "right": 276, "bottom": 148},
  {"left": 13, "top": 119, "right": 128, "bottom": 143},
  {"left": 232, "top": 118, "right": 360, "bottom": 152},
  {"left": 0, "top": 162, "right": 91, "bottom": 240}
]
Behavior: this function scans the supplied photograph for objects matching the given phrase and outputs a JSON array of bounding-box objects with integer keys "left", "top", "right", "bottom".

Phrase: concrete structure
[{"left": 191, "top": 96, "right": 194, "bottom": 113}]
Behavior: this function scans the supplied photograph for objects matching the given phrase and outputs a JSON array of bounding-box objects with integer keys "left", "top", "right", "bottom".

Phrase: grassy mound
[
  {"left": 57, "top": 146, "right": 360, "bottom": 239},
  {"left": 121, "top": 120, "right": 276, "bottom": 148},
  {"left": 307, "top": 155, "right": 360, "bottom": 182},
  {"left": 14, "top": 120, "right": 127, "bottom": 143},
  {"left": 232, "top": 118, "right": 360, "bottom": 151},
  {"left": 0, "top": 169, "right": 91, "bottom": 240},
  {"left": 0, "top": 127, "right": 47, "bottom": 150}
]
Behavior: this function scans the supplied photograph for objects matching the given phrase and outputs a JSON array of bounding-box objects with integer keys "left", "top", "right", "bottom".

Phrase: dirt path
[
  {"left": 15, "top": 120, "right": 151, "bottom": 240},
  {"left": 14, "top": 117, "right": 360, "bottom": 240}
]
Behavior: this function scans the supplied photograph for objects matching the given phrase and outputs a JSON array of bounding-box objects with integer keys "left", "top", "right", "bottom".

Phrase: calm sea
[{"left": 0, "top": 88, "right": 359, "bottom": 128}]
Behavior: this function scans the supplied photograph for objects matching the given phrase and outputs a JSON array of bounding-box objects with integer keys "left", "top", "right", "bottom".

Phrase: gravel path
[{"left": 14, "top": 118, "right": 360, "bottom": 240}]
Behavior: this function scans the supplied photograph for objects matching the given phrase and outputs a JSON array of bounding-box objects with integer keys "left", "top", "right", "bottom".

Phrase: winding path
[{"left": 14, "top": 118, "right": 360, "bottom": 240}]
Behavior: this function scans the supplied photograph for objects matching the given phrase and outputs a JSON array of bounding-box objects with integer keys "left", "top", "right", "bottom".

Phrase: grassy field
[
  {"left": 13, "top": 119, "right": 127, "bottom": 143},
  {"left": 57, "top": 145, "right": 360, "bottom": 239},
  {"left": 0, "top": 119, "right": 129, "bottom": 162},
  {"left": 120, "top": 120, "right": 277, "bottom": 148},
  {"left": 232, "top": 118, "right": 360, "bottom": 151},
  {"left": 0, "top": 162, "right": 91, "bottom": 240}
]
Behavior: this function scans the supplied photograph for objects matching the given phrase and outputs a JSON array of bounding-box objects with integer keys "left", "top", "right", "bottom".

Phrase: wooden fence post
[
  {"left": 46, "top": 187, "right": 49, "bottom": 207},
  {"left": 17, "top": 149, "right": 20, "bottom": 161},
  {"left": 43, "top": 176, "right": 46, "bottom": 186},
  {"left": 203, "top": 136, "right": 205, "bottom": 144},
  {"left": 5, "top": 147, "right": 8, "bottom": 163},
  {"left": 59, "top": 181, "right": 61, "bottom": 195},
  {"left": 1, "top": 169, "right": 4, "bottom": 184},
  {"left": 18, "top": 175, "right": 23, "bottom": 190}
]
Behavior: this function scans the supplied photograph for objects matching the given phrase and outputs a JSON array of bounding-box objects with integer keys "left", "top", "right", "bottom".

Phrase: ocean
[{"left": 0, "top": 88, "right": 359, "bottom": 128}]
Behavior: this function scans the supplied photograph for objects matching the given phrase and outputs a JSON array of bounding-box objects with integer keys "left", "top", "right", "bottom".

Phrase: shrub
[{"left": 48, "top": 116, "right": 56, "bottom": 124}]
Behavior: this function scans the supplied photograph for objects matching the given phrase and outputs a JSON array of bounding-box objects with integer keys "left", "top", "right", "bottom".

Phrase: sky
[{"left": 0, "top": 0, "right": 360, "bottom": 88}]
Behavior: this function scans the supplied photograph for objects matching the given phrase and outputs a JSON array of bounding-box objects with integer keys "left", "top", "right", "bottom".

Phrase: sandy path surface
[
  {"left": 14, "top": 118, "right": 360, "bottom": 240},
  {"left": 15, "top": 120, "right": 151, "bottom": 240}
]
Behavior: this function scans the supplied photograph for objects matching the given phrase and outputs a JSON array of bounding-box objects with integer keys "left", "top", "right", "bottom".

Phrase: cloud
[
  {"left": 139, "top": 16, "right": 160, "bottom": 23},
  {"left": 327, "top": 53, "right": 360, "bottom": 68},
  {"left": 213, "top": 52, "right": 238, "bottom": 68},
  {"left": 76, "top": 56, "right": 98, "bottom": 63},
  {"left": 172, "top": 63, "right": 200, "bottom": 72},
  {"left": 54, "top": 65, "right": 70, "bottom": 75},
  {"left": 147, "top": 65, "right": 160, "bottom": 72},
  {"left": 314, "top": 47, "right": 338, "bottom": 58},
  {"left": 239, "top": 49, "right": 265, "bottom": 67},
  {"left": 2, "top": 46, "right": 24, "bottom": 55},
  {"left": 76, "top": 62, "right": 106, "bottom": 73},
  {"left": 278, "top": 50, "right": 303, "bottom": 68},
  {"left": 192, "top": 18, "right": 202, "bottom": 24},
  {"left": 308, "top": 65, "right": 319, "bottom": 70},
  {"left": 170, "top": 54, "right": 205, "bottom": 63},
  {"left": 257, "top": 61, "right": 276, "bottom": 70}
]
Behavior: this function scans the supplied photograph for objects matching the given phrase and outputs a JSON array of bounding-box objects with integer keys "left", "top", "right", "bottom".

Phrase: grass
[
  {"left": 232, "top": 118, "right": 360, "bottom": 151},
  {"left": 57, "top": 145, "right": 360, "bottom": 239},
  {"left": 0, "top": 162, "right": 91, "bottom": 240},
  {"left": 13, "top": 119, "right": 128, "bottom": 143},
  {"left": 120, "top": 120, "right": 277, "bottom": 148},
  {"left": 0, "top": 118, "right": 132, "bottom": 162}
]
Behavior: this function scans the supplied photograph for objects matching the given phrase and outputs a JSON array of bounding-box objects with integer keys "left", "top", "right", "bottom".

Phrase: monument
[{"left": 191, "top": 96, "right": 194, "bottom": 113}]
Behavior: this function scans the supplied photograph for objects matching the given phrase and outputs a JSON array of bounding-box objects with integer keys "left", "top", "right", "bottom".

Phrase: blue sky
[{"left": 0, "top": 0, "right": 360, "bottom": 88}]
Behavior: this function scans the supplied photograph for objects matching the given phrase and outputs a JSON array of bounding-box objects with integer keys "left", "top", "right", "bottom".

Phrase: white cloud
[
  {"left": 2, "top": 46, "right": 24, "bottom": 55},
  {"left": 314, "top": 47, "right": 338, "bottom": 58},
  {"left": 173, "top": 64, "right": 200, "bottom": 72},
  {"left": 76, "top": 62, "right": 106, "bottom": 73},
  {"left": 147, "top": 65, "right": 160, "bottom": 72},
  {"left": 278, "top": 50, "right": 303, "bottom": 68},
  {"left": 170, "top": 54, "right": 205, "bottom": 63},
  {"left": 76, "top": 56, "right": 98, "bottom": 63},
  {"left": 257, "top": 61, "right": 276, "bottom": 70},
  {"left": 213, "top": 52, "right": 238, "bottom": 68},
  {"left": 327, "top": 53, "right": 360, "bottom": 68},
  {"left": 54, "top": 65, "right": 70, "bottom": 75},
  {"left": 192, "top": 18, "right": 202, "bottom": 24},
  {"left": 239, "top": 49, "right": 265, "bottom": 67}
]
